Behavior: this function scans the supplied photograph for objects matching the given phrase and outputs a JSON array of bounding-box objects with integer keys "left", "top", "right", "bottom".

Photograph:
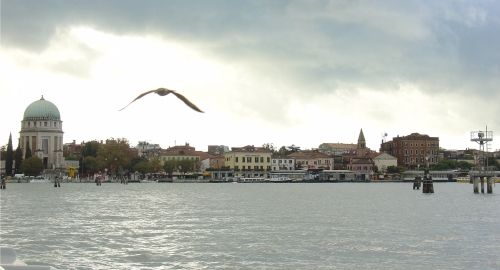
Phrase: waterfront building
[
  {"left": 346, "top": 129, "right": 376, "bottom": 180},
  {"left": 19, "top": 96, "right": 64, "bottom": 169},
  {"left": 207, "top": 145, "right": 229, "bottom": 156},
  {"left": 318, "top": 143, "right": 357, "bottom": 156},
  {"left": 380, "top": 133, "right": 439, "bottom": 169},
  {"left": 63, "top": 140, "right": 83, "bottom": 160},
  {"left": 200, "top": 155, "right": 225, "bottom": 171},
  {"left": 287, "top": 150, "right": 334, "bottom": 170},
  {"left": 271, "top": 157, "right": 296, "bottom": 171},
  {"left": 224, "top": 145, "right": 272, "bottom": 177},
  {"left": 136, "top": 141, "right": 162, "bottom": 158},
  {"left": 372, "top": 153, "right": 398, "bottom": 173},
  {"left": 159, "top": 143, "right": 207, "bottom": 171},
  {"left": 209, "top": 155, "right": 225, "bottom": 169}
]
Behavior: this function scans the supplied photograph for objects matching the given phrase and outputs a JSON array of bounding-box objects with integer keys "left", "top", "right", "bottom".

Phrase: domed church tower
[{"left": 19, "top": 96, "right": 64, "bottom": 169}]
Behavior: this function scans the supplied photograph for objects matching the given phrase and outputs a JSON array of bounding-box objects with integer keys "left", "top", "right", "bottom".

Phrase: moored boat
[{"left": 29, "top": 177, "right": 51, "bottom": 184}]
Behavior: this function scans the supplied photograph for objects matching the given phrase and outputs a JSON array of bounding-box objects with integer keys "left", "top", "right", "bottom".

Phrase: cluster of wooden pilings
[
  {"left": 422, "top": 176, "right": 434, "bottom": 194},
  {"left": 473, "top": 176, "right": 494, "bottom": 194},
  {"left": 413, "top": 170, "right": 434, "bottom": 193},
  {"left": 54, "top": 178, "right": 61, "bottom": 188}
]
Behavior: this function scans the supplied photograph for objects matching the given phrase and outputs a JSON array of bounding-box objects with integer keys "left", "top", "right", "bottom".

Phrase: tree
[
  {"left": 96, "top": 138, "right": 134, "bottom": 176},
  {"left": 83, "top": 156, "right": 100, "bottom": 175},
  {"left": 163, "top": 160, "right": 178, "bottom": 177},
  {"left": 150, "top": 158, "right": 163, "bottom": 173},
  {"left": 5, "top": 133, "right": 13, "bottom": 176},
  {"left": 133, "top": 160, "right": 152, "bottom": 174},
  {"left": 80, "top": 141, "right": 102, "bottom": 175},
  {"left": 25, "top": 143, "right": 32, "bottom": 159},
  {"left": 262, "top": 143, "right": 276, "bottom": 154},
  {"left": 456, "top": 161, "right": 473, "bottom": 170},
  {"left": 387, "top": 166, "right": 404, "bottom": 174},
  {"left": 178, "top": 159, "right": 196, "bottom": 174},
  {"left": 22, "top": 157, "right": 44, "bottom": 176},
  {"left": 81, "top": 141, "right": 100, "bottom": 157},
  {"left": 287, "top": 144, "right": 301, "bottom": 153},
  {"left": 275, "top": 145, "right": 301, "bottom": 157},
  {"left": 487, "top": 157, "right": 500, "bottom": 170},
  {"left": 14, "top": 145, "right": 23, "bottom": 174}
]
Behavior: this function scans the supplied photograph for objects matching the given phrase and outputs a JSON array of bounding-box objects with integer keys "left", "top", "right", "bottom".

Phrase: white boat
[
  {"left": 0, "top": 247, "right": 51, "bottom": 270},
  {"left": 269, "top": 177, "right": 292, "bottom": 183},
  {"left": 140, "top": 179, "right": 157, "bottom": 183},
  {"left": 29, "top": 177, "right": 51, "bottom": 184},
  {"left": 238, "top": 177, "right": 265, "bottom": 183}
]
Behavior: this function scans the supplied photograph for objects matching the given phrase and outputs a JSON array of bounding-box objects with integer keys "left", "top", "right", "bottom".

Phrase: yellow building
[{"left": 224, "top": 145, "right": 272, "bottom": 173}]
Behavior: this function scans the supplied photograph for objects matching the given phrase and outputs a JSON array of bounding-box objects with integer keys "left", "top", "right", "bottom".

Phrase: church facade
[{"left": 19, "top": 96, "right": 64, "bottom": 169}]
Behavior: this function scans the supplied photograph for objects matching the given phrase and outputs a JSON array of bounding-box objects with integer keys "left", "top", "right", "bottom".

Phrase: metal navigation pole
[{"left": 470, "top": 127, "right": 494, "bottom": 194}]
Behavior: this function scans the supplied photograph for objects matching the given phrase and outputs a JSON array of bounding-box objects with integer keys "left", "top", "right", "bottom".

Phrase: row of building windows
[
  {"left": 297, "top": 160, "right": 331, "bottom": 165},
  {"left": 402, "top": 142, "right": 438, "bottom": 147},
  {"left": 403, "top": 149, "right": 438, "bottom": 155},
  {"left": 404, "top": 157, "right": 436, "bottom": 164},
  {"left": 26, "top": 121, "right": 59, "bottom": 128},
  {"left": 228, "top": 156, "right": 271, "bottom": 163},
  {"left": 162, "top": 156, "right": 199, "bottom": 161},
  {"left": 234, "top": 166, "right": 271, "bottom": 170},
  {"left": 272, "top": 160, "right": 294, "bottom": 164}
]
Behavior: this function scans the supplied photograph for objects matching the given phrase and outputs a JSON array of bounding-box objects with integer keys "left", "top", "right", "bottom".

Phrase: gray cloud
[{"left": 2, "top": 0, "right": 499, "bottom": 100}]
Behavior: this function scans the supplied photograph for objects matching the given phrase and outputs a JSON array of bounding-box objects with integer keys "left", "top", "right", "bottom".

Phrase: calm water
[{"left": 1, "top": 182, "right": 499, "bottom": 270}]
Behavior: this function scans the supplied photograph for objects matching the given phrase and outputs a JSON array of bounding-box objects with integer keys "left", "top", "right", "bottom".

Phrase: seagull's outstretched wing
[
  {"left": 171, "top": 91, "right": 204, "bottom": 113},
  {"left": 118, "top": 89, "right": 157, "bottom": 111}
]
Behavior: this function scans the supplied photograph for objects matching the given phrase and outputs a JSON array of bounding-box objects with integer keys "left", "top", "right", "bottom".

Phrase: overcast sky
[{"left": 1, "top": 0, "right": 499, "bottom": 152}]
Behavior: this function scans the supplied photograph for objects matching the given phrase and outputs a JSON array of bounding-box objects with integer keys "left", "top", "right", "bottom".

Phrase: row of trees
[
  {"left": 77, "top": 139, "right": 198, "bottom": 178},
  {"left": 1, "top": 133, "right": 43, "bottom": 177}
]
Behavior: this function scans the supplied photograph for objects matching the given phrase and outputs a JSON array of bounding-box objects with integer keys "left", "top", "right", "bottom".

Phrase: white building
[
  {"left": 271, "top": 157, "right": 296, "bottom": 171},
  {"left": 19, "top": 96, "right": 64, "bottom": 169},
  {"left": 136, "top": 141, "right": 161, "bottom": 158},
  {"left": 373, "top": 152, "right": 398, "bottom": 173}
]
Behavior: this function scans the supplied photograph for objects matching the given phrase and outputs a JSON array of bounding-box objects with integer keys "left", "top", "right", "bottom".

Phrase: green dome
[{"left": 23, "top": 96, "right": 61, "bottom": 120}]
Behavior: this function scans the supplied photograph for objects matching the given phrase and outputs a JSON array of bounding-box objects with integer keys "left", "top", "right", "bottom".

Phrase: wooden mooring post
[
  {"left": 413, "top": 176, "right": 421, "bottom": 190},
  {"left": 473, "top": 177, "right": 480, "bottom": 194},
  {"left": 422, "top": 169, "right": 434, "bottom": 194},
  {"left": 473, "top": 175, "right": 494, "bottom": 194},
  {"left": 481, "top": 177, "right": 485, "bottom": 193},
  {"left": 54, "top": 177, "right": 61, "bottom": 188},
  {"left": 487, "top": 177, "right": 493, "bottom": 194}
]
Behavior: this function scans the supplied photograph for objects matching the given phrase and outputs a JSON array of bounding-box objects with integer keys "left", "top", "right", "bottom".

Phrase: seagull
[{"left": 119, "top": 88, "right": 204, "bottom": 112}]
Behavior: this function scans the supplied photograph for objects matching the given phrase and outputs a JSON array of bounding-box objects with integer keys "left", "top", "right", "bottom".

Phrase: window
[
  {"left": 44, "top": 122, "right": 47, "bottom": 127},
  {"left": 235, "top": 157, "right": 239, "bottom": 162},
  {"left": 255, "top": 157, "right": 258, "bottom": 163},
  {"left": 260, "top": 157, "right": 263, "bottom": 163},
  {"left": 247, "top": 157, "right": 252, "bottom": 162},
  {"left": 42, "top": 138, "right": 49, "bottom": 154}
]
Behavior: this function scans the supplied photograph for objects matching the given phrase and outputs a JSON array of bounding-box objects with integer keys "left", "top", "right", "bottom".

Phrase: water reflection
[{"left": 1, "top": 183, "right": 499, "bottom": 269}]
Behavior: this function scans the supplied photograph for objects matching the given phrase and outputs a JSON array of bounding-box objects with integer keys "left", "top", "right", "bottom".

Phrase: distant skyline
[{"left": 1, "top": 0, "right": 499, "bottom": 152}]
